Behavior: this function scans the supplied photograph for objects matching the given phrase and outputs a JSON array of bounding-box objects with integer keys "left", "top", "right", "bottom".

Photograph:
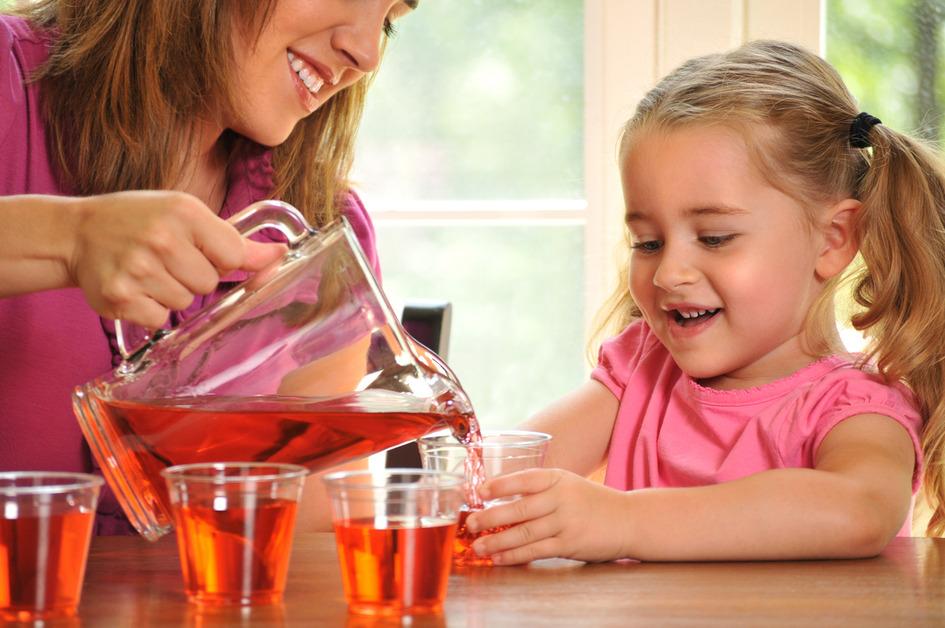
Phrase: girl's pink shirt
[
  {"left": 592, "top": 321, "right": 924, "bottom": 536},
  {"left": 0, "top": 15, "right": 381, "bottom": 534}
]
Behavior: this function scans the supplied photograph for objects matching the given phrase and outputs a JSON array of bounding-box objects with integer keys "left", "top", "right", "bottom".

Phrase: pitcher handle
[{"left": 115, "top": 200, "right": 316, "bottom": 361}]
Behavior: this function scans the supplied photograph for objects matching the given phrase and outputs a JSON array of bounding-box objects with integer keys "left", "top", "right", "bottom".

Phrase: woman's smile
[{"left": 287, "top": 50, "right": 332, "bottom": 113}]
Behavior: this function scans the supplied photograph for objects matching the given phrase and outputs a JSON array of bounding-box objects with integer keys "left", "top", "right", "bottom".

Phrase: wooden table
[{"left": 66, "top": 534, "right": 945, "bottom": 627}]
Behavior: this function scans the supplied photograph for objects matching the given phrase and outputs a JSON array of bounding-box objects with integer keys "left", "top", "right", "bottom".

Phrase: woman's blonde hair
[
  {"left": 17, "top": 0, "right": 371, "bottom": 227},
  {"left": 597, "top": 40, "right": 945, "bottom": 536}
]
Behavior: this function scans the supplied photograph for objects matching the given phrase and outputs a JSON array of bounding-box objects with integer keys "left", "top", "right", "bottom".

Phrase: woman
[{"left": 0, "top": 0, "right": 416, "bottom": 533}]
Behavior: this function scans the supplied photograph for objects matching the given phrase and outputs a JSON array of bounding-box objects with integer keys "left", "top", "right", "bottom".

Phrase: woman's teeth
[{"left": 287, "top": 51, "right": 324, "bottom": 95}]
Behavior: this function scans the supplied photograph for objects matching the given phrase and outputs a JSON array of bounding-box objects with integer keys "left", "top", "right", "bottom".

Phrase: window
[
  {"left": 826, "top": 1, "right": 945, "bottom": 352},
  {"left": 357, "top": 1, "right": 825, "bottom": 429},
  {"left": 355, "top": 0, "right": 586, "bottom": 429},
  {"left": 827, "top": 0, "right": 944, "bottom": 144}
]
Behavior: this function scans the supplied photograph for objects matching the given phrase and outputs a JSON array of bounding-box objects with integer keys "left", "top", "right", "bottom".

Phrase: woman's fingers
[
  {"left": 159, "top": 243, "right": 222, "bottom": 296},
  {"left": 241, "top": 239, "right": 288, "bottom": 272},
  {"left": 72, "top": 190, "right": 288, "bottom": 326},
  {"left": 99, "top": 259, "right": 195, "bottom": 328},
  {"left": 109, "top": 292, "right": 171, "bottom": 331}
]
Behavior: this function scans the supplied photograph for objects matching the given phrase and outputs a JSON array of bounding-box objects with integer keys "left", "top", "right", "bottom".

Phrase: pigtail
[{"left": 852, "top": 127, "right": 945, "bottom": 536}]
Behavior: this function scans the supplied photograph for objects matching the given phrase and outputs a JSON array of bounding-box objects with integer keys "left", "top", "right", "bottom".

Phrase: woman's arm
[
  {"left": 518, "top": 380, "right": 619, "bottom": 477},
  {"left": 468, "top": 413, "right": 915, "bottom": 563},
  {"left": 0, "top": 194, "right": 81, "bottom": 295},
  {"left": 0, "top": 192, "right": 284, "bottom": 326}
]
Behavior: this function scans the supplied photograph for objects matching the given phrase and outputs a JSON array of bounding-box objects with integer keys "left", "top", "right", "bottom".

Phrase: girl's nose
[
  {"left": 332, "top": 12, "right": 384, "bottom": 73},
  {"left": 652, "top": 249, "right": 698, "bottom": 291}
]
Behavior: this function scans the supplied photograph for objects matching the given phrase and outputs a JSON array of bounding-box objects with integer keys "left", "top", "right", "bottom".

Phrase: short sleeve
[
  {"left": 781, "top": 369, "right": 924, "bottom": 492},
  {"left": 339, "top": 188, "right": 382, "bottom": 281},
  {"left": 591, "top": 320, "right": 662, "bottom": 398}
]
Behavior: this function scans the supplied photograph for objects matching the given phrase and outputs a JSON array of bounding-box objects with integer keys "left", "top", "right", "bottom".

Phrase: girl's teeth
[{"left": 676, "top": 308, "right": 718, "bottom": 321}]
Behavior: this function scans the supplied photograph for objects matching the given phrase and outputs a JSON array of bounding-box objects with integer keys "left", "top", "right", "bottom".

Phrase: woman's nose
[
  {"left": 332, "top": 12, "right": 384, "bottom": 73},
  {"left": 652, "top": 248, "right": 698, "bottom": 291}
]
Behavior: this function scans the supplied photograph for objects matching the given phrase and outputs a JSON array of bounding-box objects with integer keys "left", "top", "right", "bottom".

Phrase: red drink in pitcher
[
  {"left": 92, "top": 393, "right": 476, "bottom": 535},
  {"left": 171, "top": 498, "right": 299, "bottom": 605},
  {"left": 0, "top": 510, "right": 95, "bottom": 621},
  {"left": 333, "top": 517, "right": 457, "bottom": 615}
]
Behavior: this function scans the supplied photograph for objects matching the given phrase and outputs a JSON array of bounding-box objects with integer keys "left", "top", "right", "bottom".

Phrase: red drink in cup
[
  {"left": 333, "top": 517, "right": 456, "bottom": 614},
  {"left": 162, "top": 462, "right": 306, "bottom": 606},
  {"left": 324, "top": 469, "right": 463, "bottom": 616},
  {"left": 452, "top": 507, "right": 512, "bottom": 567},
  {"left": 0, "top": 472, "right": 102, "bottom": 622},
  {"left": 418, "top": 430, "right": 551, "bottom": 567}
]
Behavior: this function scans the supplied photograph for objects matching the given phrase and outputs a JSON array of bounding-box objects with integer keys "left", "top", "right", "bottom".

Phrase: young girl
[
  {"left": 466, "top": 39, "right": 945, "bottom": 563},
  {"left": 0, "top": 0, "right": 415, "bottom": 534}
]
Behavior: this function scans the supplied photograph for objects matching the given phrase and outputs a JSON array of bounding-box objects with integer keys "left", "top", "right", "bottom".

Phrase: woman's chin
[{"left": 233, "top": 121, "right": 299, "bottom": 148}]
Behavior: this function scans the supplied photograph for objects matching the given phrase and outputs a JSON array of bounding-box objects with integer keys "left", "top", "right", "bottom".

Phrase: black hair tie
[{"left": 850, "top": 112, "right": 882, "bottom": 148}]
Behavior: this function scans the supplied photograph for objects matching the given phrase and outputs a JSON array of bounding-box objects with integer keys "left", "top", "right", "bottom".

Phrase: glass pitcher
[{"left": 72, "top": 200, "right": 476, "bottom": 541}]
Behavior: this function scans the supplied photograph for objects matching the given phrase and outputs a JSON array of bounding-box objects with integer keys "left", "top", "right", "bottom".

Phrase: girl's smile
[{"left": 663, "top": 304, "right": 722, "bottom": 338}]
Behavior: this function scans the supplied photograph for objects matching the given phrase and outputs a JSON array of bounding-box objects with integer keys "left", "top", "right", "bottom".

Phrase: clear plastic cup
[
  {"left": 418, "top": 430, "right": 551, "bottom": 567},
  {"left": 0, "top": 471, "right": 103, "bottom": 621},
  {"left": 161, "top": 462, "right": 306, "bottom": 606},
  {"left": 323, "top": 469, "right": 464, "bottom": 616}
]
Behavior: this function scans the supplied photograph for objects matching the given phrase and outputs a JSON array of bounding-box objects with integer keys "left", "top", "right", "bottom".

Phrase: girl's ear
[{"left": 815, "top": 198, "right": 861, "bottom": 280}]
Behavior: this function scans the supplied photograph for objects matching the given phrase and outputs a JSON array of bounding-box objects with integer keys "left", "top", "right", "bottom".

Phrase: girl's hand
[
  {"left": 464, "top": 468, "right": 631, "bottom": 565},
  {"left": 68, "top": 191, "right": 286, "bottom": 328}
]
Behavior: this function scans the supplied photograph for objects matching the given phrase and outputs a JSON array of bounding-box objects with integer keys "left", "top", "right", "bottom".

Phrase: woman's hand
[
  {"left": 69, "top": 191, "right": 286, "bottom": 328},
  {"left": 464, "top": 468, "right": 632, "bottom": 565}
]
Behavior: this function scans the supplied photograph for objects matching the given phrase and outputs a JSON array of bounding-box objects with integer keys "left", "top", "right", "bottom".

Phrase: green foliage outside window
[
  {"left": 828, "top": 0, "right": 945, "bottom": 143},
  {"left": 357, "top": 0, "right": 584, "bottom": 201}
]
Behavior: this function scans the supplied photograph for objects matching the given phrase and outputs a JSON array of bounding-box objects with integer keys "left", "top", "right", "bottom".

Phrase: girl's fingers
[
  {"left": 492, "top": 539, "right": 561, "bottom": 566},
  {"left": 466, "top": 491, "right": 557, "bottom": 536},
  {"left": 472, "top": 512, "right": 559, "bottom": 558}
]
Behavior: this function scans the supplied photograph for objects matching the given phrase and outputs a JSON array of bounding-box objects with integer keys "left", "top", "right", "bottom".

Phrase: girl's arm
[
  {"left": 467, "top": 413, "right": 915, "bottom": 563},
  {"left": 518, "top": 380, "right": 619, "bottom": 477},
  {"left": 0, "top": 192, "right": 284, "bottom": 327}
]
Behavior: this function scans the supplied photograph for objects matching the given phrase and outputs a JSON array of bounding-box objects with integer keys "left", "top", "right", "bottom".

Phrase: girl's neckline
[{"left": 686, "top": 354, "right": 855, "bottom": 403}]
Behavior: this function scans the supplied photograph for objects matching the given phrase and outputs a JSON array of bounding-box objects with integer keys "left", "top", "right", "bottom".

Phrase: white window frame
[{"left": 372, "top": 0, "right": 823, "bottom": 339}]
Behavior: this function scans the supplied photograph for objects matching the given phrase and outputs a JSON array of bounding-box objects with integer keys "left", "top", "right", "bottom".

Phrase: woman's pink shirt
[{"left": 0, "top": 15, "right": 381, "bottom": 534}]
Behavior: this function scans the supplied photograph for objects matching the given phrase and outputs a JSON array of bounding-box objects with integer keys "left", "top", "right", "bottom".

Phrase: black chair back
[{"left": 385, "top": 301, "right": 452, "bottom": 469}]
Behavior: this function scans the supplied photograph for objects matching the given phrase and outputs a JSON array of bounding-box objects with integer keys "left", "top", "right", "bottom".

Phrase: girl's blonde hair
[
  {"left": 17, "top": 0, "right": 370, "bottom": 227},
  {"left": 598, "top": 40, "right": 945, "bottom": 536}
]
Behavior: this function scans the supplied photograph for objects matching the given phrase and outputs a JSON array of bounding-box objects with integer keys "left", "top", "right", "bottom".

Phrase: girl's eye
[
  {"left": 700, "top": 234, "right": 736, "bottom": 248},
  {"left": 630, "top": 240, "right": 662, "bottom": 253},
  {"left": 383, "top": 18, "right": 398, "bottom": 38}
]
